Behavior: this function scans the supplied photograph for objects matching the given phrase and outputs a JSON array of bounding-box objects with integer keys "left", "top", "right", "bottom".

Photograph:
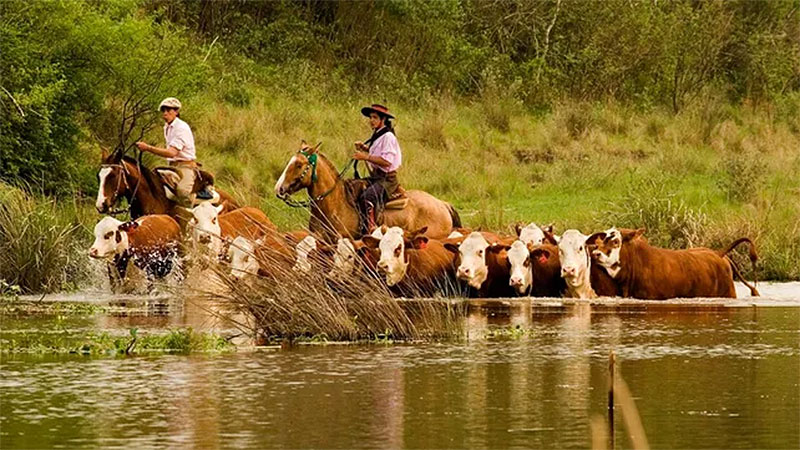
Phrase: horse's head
[
  {"left": 96, "top": 148, "right": 129, "bottom": 213},
  {"left": 274, "top": 140, "right": 321, "bottom": 198}
]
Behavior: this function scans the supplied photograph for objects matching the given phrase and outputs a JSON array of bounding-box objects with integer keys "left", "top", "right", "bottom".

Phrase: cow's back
[
  {"left": 404, "top": 240, "right": 458, "bottom": 293},
  {"left": 220, "top": 207, "right": 275, "bottom": 241},
  {"left": 129, "top": 215, "right": 181, "bottom": 250},
  {"left": 625, "top": 243, "right": 736, "bottom": 299}
]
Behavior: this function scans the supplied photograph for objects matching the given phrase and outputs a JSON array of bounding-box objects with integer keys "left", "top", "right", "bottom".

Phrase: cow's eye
[
  {"left": 211, "top": 217, "right": 217, "bottom": 225},
  {"left": 523, "top": 259, "right": 530, "bottom": 267},
  {"left": 104, "top": 232, "right": 113, "bottom": 239},
  {"left": 394, "top": 245, "right": 402, "bottom": 257},
  {"left": 579, "top": 246, "right": 584, "bottom": 252}
]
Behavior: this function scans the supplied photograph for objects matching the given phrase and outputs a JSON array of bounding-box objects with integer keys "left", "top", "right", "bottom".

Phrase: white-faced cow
[
  {"left": 443, "top": 231, "right": 515, "bottom": 297},
  {"left": 89, "top": 215, "right": 181, "bottom": 287},
  {"left": 587, "top": 228, "right": 759, "bottom": 299},
  {"left": 191, "top": 202, "right": 275, "bottom": 257},
  {"left": 362, "top": 226, "right": 458, "bottom": 295}
]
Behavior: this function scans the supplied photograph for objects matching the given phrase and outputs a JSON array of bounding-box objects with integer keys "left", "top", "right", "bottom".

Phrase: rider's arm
[
  {"left": 136, "top": 142, "right": 180, "bottom": 158},
  {"left": 361, "top": 153, "right": 391, "bottom": 168}
]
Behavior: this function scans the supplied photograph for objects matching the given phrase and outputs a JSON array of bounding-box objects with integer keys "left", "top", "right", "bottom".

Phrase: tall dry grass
[{"left": 0, "top": 184, "right": 90, "bottom": 293}]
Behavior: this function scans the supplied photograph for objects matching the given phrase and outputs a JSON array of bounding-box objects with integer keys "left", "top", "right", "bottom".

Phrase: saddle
[
  {"left": 344, "top": 179, "right": 409, "bottom": 234},
  {"left": 154, "top": 167, "right": 219, "bottom": 205}
]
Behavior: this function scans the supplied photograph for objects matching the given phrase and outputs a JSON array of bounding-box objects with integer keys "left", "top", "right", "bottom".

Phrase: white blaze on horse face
[
  {"left": 507, "top": 240, "right": 532, "bottom": 294},
  {"left": 592, "top": 228, "right": 622, "bottom": 278},
  {"left": 331, "top": 238, "right": 358, "bottom": 278},
  {"left": 274, "top": 154, "right": 298, "bottom": 196},
  {"left": 229, "top": 237, "right": 259, "bottom": 280},
  {"left": 191, "top": 202, "right": 224, "bottom": 254},
  {"left": 376, "top": 227, "right": 408, "bottom": 286},
  {"left": 292, "top": 235, "right": 318, "bottom": 273},
  {"left": 96, "top": 167, "right": 112, "bottom": 211},
  {"left": 456, "top": 232, "right": 490, "bottom": 289},
  {"left": 518, "top": 223, "right": 546, "bottom": 246},
  {"left": 89, "top": 216, "right": 126, "bottom": 259},
  {"left": 558, "top": 230, "right": 591, "bottom": 288}
]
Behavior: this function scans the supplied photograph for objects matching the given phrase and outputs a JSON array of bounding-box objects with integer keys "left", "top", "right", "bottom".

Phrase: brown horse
[
  {"left": 274, "top": 142, "right": 461, "bottom": 241},
  {"left": 96, "top": 149, "right": 238, "bottom": 220}
]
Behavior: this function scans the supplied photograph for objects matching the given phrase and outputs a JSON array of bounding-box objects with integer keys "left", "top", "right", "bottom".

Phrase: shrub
[
  {"left": 0, "top": 184, "right": 88, "bottom": 293},
  {"left": 717, "top": 151, "right": 766, "bottom": 203}
]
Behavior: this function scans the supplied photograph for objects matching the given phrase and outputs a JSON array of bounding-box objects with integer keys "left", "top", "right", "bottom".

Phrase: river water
[{"left": 1, "top": 283, "right": 799, "bottom": 449}]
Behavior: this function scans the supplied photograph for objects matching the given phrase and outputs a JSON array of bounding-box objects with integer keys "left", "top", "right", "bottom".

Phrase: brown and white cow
[
  {"left": 89, "top": 215, "right": 181, "bottom": 284},
  {"left": 587, "top": 228, "right": 759, "bottom": 299},
  {"left": 228, "top": 231, "right": 297, "bottom": 281},
  {"left": 514, "top": 222, "right": 559, "bottom": 247},
  {"left": 505, "top": 241, "right": 566, "bottom": 297},
  {"left": 443, "top": 231, "right": 515, "bottom": 298},
  {"left": 191, "top": 203, "right": 276, "bottom": 256},
  {"left": 546, "top": 229, "right": 598, "bottom": 299},
  {"left": 362, "top": 226, "right": 458, "bottom": 296}
]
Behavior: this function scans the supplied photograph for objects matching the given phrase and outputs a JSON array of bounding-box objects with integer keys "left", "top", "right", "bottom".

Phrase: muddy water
[{"left": 1, "top": 284, "right": 799, "bottom": 449}]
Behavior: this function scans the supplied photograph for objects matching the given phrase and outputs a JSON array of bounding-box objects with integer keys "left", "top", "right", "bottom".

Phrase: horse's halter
[
  {"left": 100, "top": 162, "right": 140, "bottom": 216},
  {"left": 277, "top": 148, "right": 354, "bottom": 208}
]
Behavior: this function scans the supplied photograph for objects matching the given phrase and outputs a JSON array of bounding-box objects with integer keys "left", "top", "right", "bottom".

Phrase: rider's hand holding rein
[{"left": 353, "top": 141, "right": 392, "bottom": 168}]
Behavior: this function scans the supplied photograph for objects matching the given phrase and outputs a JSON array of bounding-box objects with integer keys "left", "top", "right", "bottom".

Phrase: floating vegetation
[{"left": 0, "top": 327, "right": 234, "bottom": 355}]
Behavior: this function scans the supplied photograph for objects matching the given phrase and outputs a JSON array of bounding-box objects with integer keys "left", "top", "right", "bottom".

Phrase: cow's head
[
  {"left": 274, "top": 141, "right": 321, "bottom": 198},
  {"left": 292, "top": 235, "right": 318, "bottom": 273},
  {"left": 364, "top": 226, "right": 428, "bottom": 286},
  {"left": 96, "top": 149, "right": 129, "bottom": 213},
  {"left": 444, "top": 232, "right": 505, "bottom": 289},
  {"left": 329, "top": 237, "right": 359, "bottom": 280},
  {"left": 229, "top": 236, "right": 260, "bottom": 280},
  {"left": 507, "top": 240, "right": 534, "bottom": 294},
  {"left": 586, "top": 228, "right": 645, "bottom": 278},
  {"left": 89, "top": 217, "right": 128, "bottom": 259},
  {"left": 557, "top": 230, "right": 592, "bottom": 288},
  {"left": 191, "top": 202, "right": 224, "bottom": 249}
]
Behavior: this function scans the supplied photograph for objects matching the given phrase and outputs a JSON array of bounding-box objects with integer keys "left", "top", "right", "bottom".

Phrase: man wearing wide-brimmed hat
[
  {"left": 353, "top": 103, "right": 402, "bottom": 232},
  {"left": 135, "top": 97, "right": 214, "bottom": 205}
]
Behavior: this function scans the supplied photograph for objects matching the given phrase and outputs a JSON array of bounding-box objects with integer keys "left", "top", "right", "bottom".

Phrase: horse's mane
[
  {"left": 121, "top": 155, "right": 163, "bottom": 193},
  {"left": 316, "top": 152, "right": 340, "bottom": 177},
  {"left": 315, "top": 152, "right": 365, "bottom": 209}
]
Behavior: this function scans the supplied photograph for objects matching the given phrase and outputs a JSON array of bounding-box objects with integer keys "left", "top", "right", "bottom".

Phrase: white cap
[{"left": 159, "top": 97, "right": 182, "bottom": 110}]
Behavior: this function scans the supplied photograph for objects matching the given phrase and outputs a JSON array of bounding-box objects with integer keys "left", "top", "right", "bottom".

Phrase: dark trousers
[{"left": 362, "top": 181, "right": 386, "bottom": 211}]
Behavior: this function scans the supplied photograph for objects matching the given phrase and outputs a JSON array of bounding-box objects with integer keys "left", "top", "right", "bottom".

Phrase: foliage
[{"left": 0, "top": 184, "right": 89, "bottom": 294}]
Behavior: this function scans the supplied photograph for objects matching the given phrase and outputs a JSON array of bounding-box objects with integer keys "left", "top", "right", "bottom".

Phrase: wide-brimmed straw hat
[{"left": 361, "top": 104, "right": 394, "bottom": 119}]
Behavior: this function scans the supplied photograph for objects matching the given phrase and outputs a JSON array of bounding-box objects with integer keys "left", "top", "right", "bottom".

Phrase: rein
[
  {"left": 101, "top": 161, "right": 142, "bottom": 217},
  {"left": 278, "top": 151, "right": 355, "bottom": 208}
]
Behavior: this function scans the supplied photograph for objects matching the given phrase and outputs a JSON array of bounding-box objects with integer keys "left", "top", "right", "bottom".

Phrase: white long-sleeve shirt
[
  {"left": 163, "top": 117, "right": 196, "bottom": 162},
  {"left": 368, "top": 130, "right": 402, "bottom": 173}
]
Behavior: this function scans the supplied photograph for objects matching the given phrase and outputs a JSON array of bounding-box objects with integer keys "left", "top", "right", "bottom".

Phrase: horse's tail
[{"left": 447, "top": 203, "right": 462, "bottom": 228}]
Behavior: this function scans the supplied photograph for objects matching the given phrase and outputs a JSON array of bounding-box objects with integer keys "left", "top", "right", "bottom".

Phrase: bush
[
  {"left": 0, "top": 184, "right": 88, "bottom": 293},
  {"left": 601, "top": 175, "right": 708, "bottom": 248},
  {"left": 717, "top": 151, "right": 766, "bottom": 202}
]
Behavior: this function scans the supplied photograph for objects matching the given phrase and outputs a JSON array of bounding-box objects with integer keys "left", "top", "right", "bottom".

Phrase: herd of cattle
[{"left": 88, "top": 201, "right": 760, "bottom": 300}]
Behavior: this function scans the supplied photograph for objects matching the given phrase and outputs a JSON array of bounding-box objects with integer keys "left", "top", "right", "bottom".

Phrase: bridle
[
  {"left": 100, "top": 161, "right": 142, "bottom": 216},
  {"left": 278, "top": 149, "right": 354, "bottom": 208}
]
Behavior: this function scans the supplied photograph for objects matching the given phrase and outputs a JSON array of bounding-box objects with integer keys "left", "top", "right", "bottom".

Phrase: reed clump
[
  {"left": 0, "top": 184, "right": 89, "bottom": 294},
  {"left": 190, "top": 230, "right": 466, "bottom": 343}
]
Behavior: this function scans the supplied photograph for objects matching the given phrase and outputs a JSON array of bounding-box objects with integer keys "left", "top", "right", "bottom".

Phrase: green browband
[{"left": 301, "top": 150, "right": 318, "bottom": 182}]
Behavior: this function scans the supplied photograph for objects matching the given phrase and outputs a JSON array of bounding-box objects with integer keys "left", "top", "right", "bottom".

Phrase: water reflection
[{"left": 2, "top": 302, "right": 799, "bottom": 449}]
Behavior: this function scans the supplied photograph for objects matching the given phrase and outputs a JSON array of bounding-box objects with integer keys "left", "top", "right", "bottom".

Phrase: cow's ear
[
  {"left": 444, "top": 242, "right": 460, "bottom": 254},
  {"left": 543, "top": 228, "right": 559, "bottom": 245},
  {"left": 543, "top": 223, "right": 554, "bottom": 234},
  {"left": 412, "top": 226, "right": 428, "bottom": 237},
  {"left": 621, "top": 228, "right": 645, "bottom": 242},
  {"left": 101, "top": 147, "right": 110, "bottom": 162},
  {"left": 215, "top": 203, "right": 225, "bottom": 215},
  {"left": 361, "top": 235, "right": 380, "bottom": 249},
  {"left": 586, "top": 232, "right": 607, "bottom": 246},
  {"left": 514, "top": 223, "right": 523, "bottom": 237},
  {"left": 411, "top": 235, "right": 429, "bottom": 250},
  {"left": 317, "top": 243, "right": 334, "bottom": 256}
]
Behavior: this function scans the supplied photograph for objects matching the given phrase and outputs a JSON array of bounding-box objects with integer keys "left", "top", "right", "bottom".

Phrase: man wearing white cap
[{"left": 135, "top": 97, "right": 213, "bottom": 204}]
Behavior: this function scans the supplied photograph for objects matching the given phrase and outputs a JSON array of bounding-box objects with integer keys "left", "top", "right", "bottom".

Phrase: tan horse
[
  {"left": 96, "top": 149, "right": 239, "bottom": 221},
  {"left": 274, "top": 142, "right": 461, "bottom": 241}
]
